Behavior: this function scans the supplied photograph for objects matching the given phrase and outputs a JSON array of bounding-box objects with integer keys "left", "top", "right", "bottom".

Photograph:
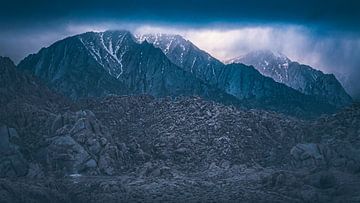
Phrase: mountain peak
[
  {"left": 228, "top": 50, "right": 352, "bottom": 107},
  {"left": 227, "top": 49, "right": 290, "bottom": 65},
  {"left": 135, "top": 33, "right": 190, "bottom": 56},
  {"left": 0, "top": 56, "right": 15, "bottom": 68},
  {"left": 0, "top": 56, "right": 17, "bottom": 82},
  {"left": 136, "top": 33, "right": 186, "bottom": 43}
]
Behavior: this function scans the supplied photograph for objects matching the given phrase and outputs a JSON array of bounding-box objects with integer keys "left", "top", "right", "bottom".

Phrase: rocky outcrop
[
  {"left": 81, "top": 95, "right": 311, "bottom": 171},
  {"left": 34, "top": 110, "right": 126, "bottom": 176},
  {"left": 0, "top": 125, "right": 28, "bottom": 177}
]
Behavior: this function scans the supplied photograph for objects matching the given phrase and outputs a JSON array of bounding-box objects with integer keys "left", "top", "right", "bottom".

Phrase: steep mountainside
[
  {"left": 18, "top": 31, "right": 239, "bottom": 104},
  {"left": 0, "top": 56, "right": 69, "bottom": 108},
  {"left": 137, "top": 33, "right": 224, "bottom": 83},
  {"left": 227, "top": 50, "right": 352, "bottom": 107},
  {"left": 137, "top": 34, "right": 335, "bottom": 117},
  {"left": 18, "top": 31, "right": 336, "bottom": 117}
]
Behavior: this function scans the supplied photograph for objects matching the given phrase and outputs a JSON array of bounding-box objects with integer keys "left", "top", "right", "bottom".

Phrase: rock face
[
  {"left": 18, "top": 31, "right": 235, "bottom": 104},
  {"left": 18, "top": 31, "right": 336, "bottom": 118},
  {"left": 137, "top": 33, "right": 224, "bottom": 83},
  {"left": 0, "top": 56, "right": 69, "bottom": 107},
  {"left": 37, "top": 110, "right": 122, "bottom": 176},
  {"left": 227, "top": 50, "right": 352, "bottom": 107},
  {"left": 0, "top": 125, "right": 28, "bottom": 177}
]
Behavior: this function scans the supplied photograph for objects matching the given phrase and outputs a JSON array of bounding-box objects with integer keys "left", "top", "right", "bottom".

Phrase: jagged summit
[
  {"left": 228, "top": 49, "right": 352, "bottom": 107},
  {"left": 226, "top": 50, "right": 290, "bottom": 65},
  {"left": 135, "top": 33, "right": 223, "bottom": 78}
]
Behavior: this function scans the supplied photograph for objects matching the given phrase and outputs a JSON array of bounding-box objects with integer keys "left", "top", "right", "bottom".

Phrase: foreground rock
[
  {"left": 0, "top": 125, "right": 28, "bottom": 178},
  {"left": 1, "top": 93, "right": 359, "bottom": 202},
  {"left": 1, "top": 55, "right": 360, "bottom": 202}
]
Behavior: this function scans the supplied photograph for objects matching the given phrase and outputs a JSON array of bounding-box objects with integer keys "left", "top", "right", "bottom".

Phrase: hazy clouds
[
  {"left": 0, "top": 0, "right": 359, "bottom": 97},
  {"left": 0, "top": 22, "right": 359, "bottom": 97}
]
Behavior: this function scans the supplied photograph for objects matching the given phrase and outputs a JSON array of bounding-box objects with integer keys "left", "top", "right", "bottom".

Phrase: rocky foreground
[
  {"left": 1, "top": 92, "right": 360, "bottom": 202},
  {"left": 1, "top": 56, "right": 360, "bottom": 202}
]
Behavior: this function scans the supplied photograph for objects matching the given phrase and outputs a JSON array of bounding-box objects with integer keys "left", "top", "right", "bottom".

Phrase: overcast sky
[{"left": 0, "top": 0, "right": 359, "bottom": 97}]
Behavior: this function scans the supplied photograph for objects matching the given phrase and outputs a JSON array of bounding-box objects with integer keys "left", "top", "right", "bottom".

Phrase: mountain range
[
  {"left": 16, "top": 30, "right": 350, "bottom": 118},
  {"left": 227, "top": 50, "right": 352, "bottom": 107},
  {"left": 18, "top": 31, "right": 236, "bottom": 105}
]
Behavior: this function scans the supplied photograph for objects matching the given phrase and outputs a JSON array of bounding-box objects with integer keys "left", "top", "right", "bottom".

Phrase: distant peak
[
  {"left": 226, "top": 49, "right": 291, "bottom": 65},
  {"left": 246, "top": 50, "right": 289, "bottom": 60},
  {"left": 0, "top": 56, "right": 15, "bottom": 66},
  {"left": 135, "top": 33, "right": 187, "bottom": 43},
  {"left": 139, "top": 33, "right": 184, "bottom": 39},
  {"left": 103, "top": 30, "right": 132, "bottom": 36},
  {"left": 77, "top": 30, "right": 134, "bottom": 39}
]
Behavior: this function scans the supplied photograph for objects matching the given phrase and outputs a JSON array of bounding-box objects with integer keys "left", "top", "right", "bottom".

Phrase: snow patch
[{"left": 78, "top": 37, "right": 104, "bottom": 67}]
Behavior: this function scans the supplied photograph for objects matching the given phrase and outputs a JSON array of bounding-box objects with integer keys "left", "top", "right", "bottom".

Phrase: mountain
[
  {"left": 18, "top": 31, "right": 239, "bottom": 104},
  {"left": 137, "top": 33, "right": 335, "bottom": 116},
  {"left": 227, "top": 50, "right": 352, "bottom": 107},
  {"left": 18, "top": 31, "right": 335, "bottom": 117},
  {"left": 137, "top": 33, "right": 224, "bottom": 83},
  {"left": 0, "top": 56, "right": 68, "bottom": 107},
  {"left": 335, "top": 72, "right": 360, "bottom": 100},
  {"left": 17, "top": 32, "right": 130, "bottom": 99}
]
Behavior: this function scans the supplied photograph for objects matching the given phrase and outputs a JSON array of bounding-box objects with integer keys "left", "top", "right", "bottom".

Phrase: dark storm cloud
[
  {"left": 1, "top": 0, "right": 360, "bottom": 31},
  {"left": 0, "top": 0, "right": 359, "bottom": 98}
]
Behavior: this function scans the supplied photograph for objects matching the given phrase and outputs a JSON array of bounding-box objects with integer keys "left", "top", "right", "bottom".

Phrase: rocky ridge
[{"left": 228, "top": 50, "right": 352, "bottom": 107}]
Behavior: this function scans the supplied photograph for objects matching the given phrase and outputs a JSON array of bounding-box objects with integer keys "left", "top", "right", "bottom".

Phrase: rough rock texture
[
  {"left": 80, "top": 95, "right": 309, "bottom": 170},
  {"left": 0, "top": 125, "right": 28, "bottom": 178},
  {"left": 228, "top": 50, "right": 352, "bottom": 107},
  {"left": 1, "top": 91, "right": 360, "bottom": 202},
  {"left": 1, "top": 56, "right": 360, "bottom": 202},
  {"left": 40, "top": 109, "right": 123, "bottom": 176}
]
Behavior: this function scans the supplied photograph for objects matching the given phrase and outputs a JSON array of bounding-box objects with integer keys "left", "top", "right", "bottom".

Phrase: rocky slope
[
  {"left": 1, "top": 56, "right": 360, "bottom": 202},
  {"left": 228, "top": 50, "right": 352, "bottom": 107}
]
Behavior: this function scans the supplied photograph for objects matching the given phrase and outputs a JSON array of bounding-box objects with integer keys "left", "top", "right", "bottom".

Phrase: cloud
[
  {"left": 1, "top": 0, "right": 360, "bottom": 32},
  {"left": 134, "top": 25, "right": 359, "bottom": 73}
]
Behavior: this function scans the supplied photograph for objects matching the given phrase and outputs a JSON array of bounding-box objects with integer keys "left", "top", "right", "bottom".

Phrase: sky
[{"left": 0, "top": 0, "right": 359, "bottom": 97}]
